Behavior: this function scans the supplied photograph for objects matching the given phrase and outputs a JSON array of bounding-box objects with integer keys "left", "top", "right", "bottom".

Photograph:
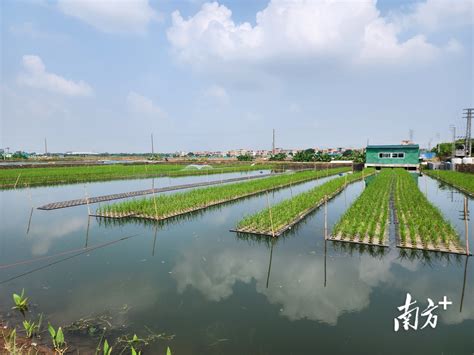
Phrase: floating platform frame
[
  {"left": 38, "top": 172, "right": 277, "bottom": 210},
  {"left": 396, "top": 239, "right": 470, "bottom": 256},
  {"left": 91, "top": 172, "right": 340, "bottom": 223},
  {"left": 231, "top": 181, "right": 361, "bottom": 237},
  {"left": 327, "top": 232, "right": 389, "bottom": 248}
]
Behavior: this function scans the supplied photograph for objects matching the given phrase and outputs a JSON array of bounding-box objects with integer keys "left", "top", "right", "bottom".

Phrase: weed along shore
[
  {"left": 330, "top": 169, "right": 393, "bottom": 247},
  {"left": 1, "top": 289, "right": 174, "bottom": 354},
  {"left": 233, "top": 169, "right": 375, "bottom": 237},
  {"left": 93, "top": 167, "right": 350, "bottom": 221}
]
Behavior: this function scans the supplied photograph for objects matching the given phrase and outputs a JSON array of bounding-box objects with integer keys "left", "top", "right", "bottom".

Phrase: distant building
[
  {"left": 365, "top": 144, "right": 420, "bottom": 170},
  {"left": 65, "top": 151, "right": 99, "bottom": 156}
]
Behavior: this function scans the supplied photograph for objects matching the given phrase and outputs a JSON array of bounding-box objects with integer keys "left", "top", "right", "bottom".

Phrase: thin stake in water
[
  {"left": 84, "top": 185, "right": 91, "bottom": 216},
  {"left": 266, "top": 191, "right": 275, "bottom": 238},
  {"left": 464, "top": 196, "right": 470, "bottom": 255},
  {"left": 324, "top": 195, "right": 328, "bottom": 240},
  {"left": 26, "top": 184, "right": 34, "bottom": 235},
  {"left": 14, "top": 173, "right": 21, "bottom": 189}
]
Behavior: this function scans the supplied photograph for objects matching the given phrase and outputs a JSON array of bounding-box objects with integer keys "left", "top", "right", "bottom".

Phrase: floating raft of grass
[
  {"left": 38, "top": 172, "right": 277, "bottom": 210},
  {"left": 233, "top": 169, "right": 375, "bottom": 237},
  {"left": 424, "top": 170, "right": 474, "bottom": 197},
  {"left": 93, "top": 167, "right": 350, "bottom": 222},
  {"left": 394, "top": 169, "right": 469, "bottom": 255},
  {"left": 329, "top": 169, "right": 393, "bottom": 247}
]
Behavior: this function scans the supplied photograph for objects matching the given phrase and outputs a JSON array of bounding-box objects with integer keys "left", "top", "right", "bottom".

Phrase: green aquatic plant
[
  {"left": 333, "top": 169, "right": 393, "bottom": 244},
  {"left": 424, "top": 170, "right": 474, "bottom": 195},
  {"left": 394, "top": 169, "right": 459, "bottom": 248},
  {"left": 2, "top": 328, "right": 17, "bottom": 354},
  {"left": 12, "top": 289, "right": 29, "bottom": 314},
  {"left": 236, "top": 169, "right": 375, "bottom": 235},
  {"left": 48, "top": 324, "right": 67, "bottom": 354},
  {"left": 103, "top": 339, "right": 112, "bottom": 355},
  {"left": 98, "top": 168, "right": 350, "bottom": 220},
  {"left": 22, "top": 314, "right": 42, "bottom": 338}
]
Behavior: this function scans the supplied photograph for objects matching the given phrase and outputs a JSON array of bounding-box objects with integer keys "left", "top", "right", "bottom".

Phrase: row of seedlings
[
  {"left": 330, "top": 169, "right": 394, "bottom": 247},
  {"left": 233, "top": 169, "right": 375, "bottom": 237},
  {"left": 424, "top": 170, "right": 474, "bottom": 196},
  {"left": 93, "top": 167, "right": 350, "bottom": 220},
  {"left": 394, "top": 169, "right": 468, "bottom": 254}
]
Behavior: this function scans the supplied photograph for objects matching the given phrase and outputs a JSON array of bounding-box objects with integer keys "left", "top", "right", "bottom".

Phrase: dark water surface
[{"left": 0, "top": 171, "right": 472, "bottom": 354}]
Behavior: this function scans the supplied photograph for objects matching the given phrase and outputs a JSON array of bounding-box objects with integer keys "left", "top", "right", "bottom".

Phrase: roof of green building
[{"left": 366, "top": 145, "right": 419, "bottom": 149}]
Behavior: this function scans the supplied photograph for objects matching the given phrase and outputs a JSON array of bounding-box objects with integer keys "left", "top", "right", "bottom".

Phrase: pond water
[{"left": 0, "top": 171, "right": 472, "bottom": 354}]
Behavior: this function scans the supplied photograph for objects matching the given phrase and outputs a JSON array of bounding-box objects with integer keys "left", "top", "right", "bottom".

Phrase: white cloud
[
  {"left": 18, "top": 55, "right": 93, "bottom": 97},
  {"left": 57, "top": 0, "right": 160, "bottom": 34},
  {"left": 127, "top": 91, "right": 166, "bottom": 117},
  {"left": 358, "top": 19, "right": 439, "bottom": 64},
  {"left": 203, "top": 84, "right": 229, "bottom": 104},
  {"left": 397, "top": 0, "right": 473, "bottom": 32},
  {"left": 167, "top": 0, "right": 466, "bottom": 69}
]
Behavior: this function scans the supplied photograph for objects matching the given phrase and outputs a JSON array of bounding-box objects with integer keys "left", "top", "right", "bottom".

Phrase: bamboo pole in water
[
  {"left": 84, "top": 185, "right": 91, "bottom": 216},
  {"left": 459, "top": 256, "right": 469, "bottom": 313},
  {"left": 152, "top": 178, "right": 159, "bottom": 220},
  {"left": 266, "top": 191, "right": 275, "bottom": 238},
  {"left": 14, "top": 174, "right": 21, "bottom": 189},
  {"left": 26, "top": 184, "right": 34, "bottom": 235},
  {"left": 324, "top": 195, "right": 328, "bottom": 240},
  {"left": 464, "top": 196, "right": 470, "bottom": 256}
]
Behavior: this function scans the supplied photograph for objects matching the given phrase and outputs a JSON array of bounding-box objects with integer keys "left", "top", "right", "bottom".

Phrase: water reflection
[
  {"left": 30, "top": 217, "right": 88, "bottom": 256},
  {"left": 1, "top": 172, "right": 472, "bottom": 354}
]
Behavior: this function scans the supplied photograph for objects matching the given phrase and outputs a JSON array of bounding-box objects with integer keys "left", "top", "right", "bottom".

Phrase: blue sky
[{"left": 1, "top": 0, "right": 472, "bottom": 153}]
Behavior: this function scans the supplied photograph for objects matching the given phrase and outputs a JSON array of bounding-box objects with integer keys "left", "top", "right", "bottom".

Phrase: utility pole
[
  {"left": 44, "top": 138, "right": 48, "bottom": 156},
  {"left": 450, "top": 125, "right": 456, "bottom": 161},
  {"left": 151, "top": 133, "right": 154, "bottom": 156},
  {"left": 464, "top": 108, "right": 473, "bottom": 157},
  {"left": 459, "top": 196, "right": 470, "bottom": 255},
  {"left": 272, "top": 128, "right": 275, "bottom": 155},
  {"left": 409, "top": 129, "right": 414, "bottom": 143}
]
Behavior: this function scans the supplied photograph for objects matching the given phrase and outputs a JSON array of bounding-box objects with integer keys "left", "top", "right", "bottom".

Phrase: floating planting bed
[
  {"left": 424, "top": 170, "right": 474, "bottom": 196},
  {"left": 38, "top": 172, "right": 277, "bottom": 210},
  {"left": 0, "top": 163, "right": 275, "bottom": 189},
  {"left": 233, "top": 169, "right": 374, "bottom": 237},
  {"left": 93, "top": 167, "right": 350, "bottom": 222},
  {"left": 394, "top": 169, "right": 469, "bottom": 255},
  {"left": 330, "top": 169, "right": 393, "bottom": 247}
]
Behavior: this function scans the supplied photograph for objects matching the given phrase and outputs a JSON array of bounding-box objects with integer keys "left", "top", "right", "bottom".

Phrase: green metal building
[{"left": 365, "top": 144, "right": 420, "bottom": 170}]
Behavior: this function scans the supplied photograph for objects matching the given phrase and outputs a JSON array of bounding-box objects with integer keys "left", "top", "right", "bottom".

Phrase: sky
[{"left": 0, "top": 0, "right": 473, "bottom": 153}]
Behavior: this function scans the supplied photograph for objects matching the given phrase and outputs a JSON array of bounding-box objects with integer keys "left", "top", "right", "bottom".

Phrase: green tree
[
  {"left": 237, "top": 154, "right": 253, "bottom": 161},
  {"left": 293, "top": 149, "right": 315, "bottom": 162},
  {"left": 269, "top": 153, "right": 287, "bottom": 161}
]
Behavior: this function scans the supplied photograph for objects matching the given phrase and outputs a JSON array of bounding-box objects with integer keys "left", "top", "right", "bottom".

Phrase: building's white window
[
  {"left": 378, "top": 152, "right": 405, "bottom": 159},
  {"left": 392, "top": 152, "right": 405, "bottom": 158}
]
